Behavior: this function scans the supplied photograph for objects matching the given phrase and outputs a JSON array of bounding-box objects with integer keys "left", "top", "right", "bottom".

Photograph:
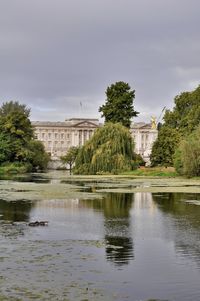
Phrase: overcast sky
[{"left": 0, "top": 0, "right": 200, "bottom": 122}]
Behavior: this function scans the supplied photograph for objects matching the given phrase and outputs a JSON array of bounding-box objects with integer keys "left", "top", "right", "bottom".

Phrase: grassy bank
[
  {"left": 0, "top": 162, "right": 31, "bottom": 174},
  {"left": 122, "top": 167, "right": 178, "bottom": 177}
]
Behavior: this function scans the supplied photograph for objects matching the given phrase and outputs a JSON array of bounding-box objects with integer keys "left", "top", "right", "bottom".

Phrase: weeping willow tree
[{"left": 74, "top": 122, "right": 134, "bottom": 175}]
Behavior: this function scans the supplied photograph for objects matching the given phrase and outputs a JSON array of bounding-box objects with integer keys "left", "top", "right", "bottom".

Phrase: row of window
[
  {"left": 132, "top": 133, "right": 149, "bottom": 141},
  {"left": 36, "top": 133, "right": 71, "bottom": 140},
  {"left": 37, "top": 129, "right": 71, "bottom": 133},
  {"left": 45, "top": 141, "right": 71, "bottom": 147}
]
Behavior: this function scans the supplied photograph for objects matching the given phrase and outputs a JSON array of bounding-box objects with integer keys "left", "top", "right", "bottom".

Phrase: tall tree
[
  {"left": 0, "top": 101, "right": 34, "bottom": 161},
  {"left": 150, "top": 127, "right": 181, "bottom": 166},
  {"left": 163, "top": 86, "right": 200, "bottom": 135},
  {"left": 151, "top": 85, "right": 200, "bottom": 166},
  {"left": 0, "top": 101, "right": 49, "bottom": 170},
  {"left": 0, "top": 101, "right": 33, "bottom": 140},
  {"left": 99, "top": 81, "right": 138, "bottom": 128}
]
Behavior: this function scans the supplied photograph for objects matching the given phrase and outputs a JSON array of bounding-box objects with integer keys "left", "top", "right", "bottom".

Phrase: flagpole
[{"left": 80, "top": 101, "right": 83, "bottom": 117}]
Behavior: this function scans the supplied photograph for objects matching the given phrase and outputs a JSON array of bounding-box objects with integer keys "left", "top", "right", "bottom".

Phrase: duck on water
[{"left": 28, "top": 221, "right": 48, "bottom": 226}]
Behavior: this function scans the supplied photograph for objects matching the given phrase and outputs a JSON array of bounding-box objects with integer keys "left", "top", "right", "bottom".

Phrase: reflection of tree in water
[
  {"left": 79, "top": 193, "right": 134, "bottom": 266},
  {"left": 152, "top": 192, "right": 200, "bottom": 267},
  {"left": 105, "top": 235, "right": 133, "bottom": 266},
  {"left": 0, "top": 199, "right": 32, "bottom": 222},
  {"left": 152, "top": 192, "right": 200, "bottom": 227},
  {"left": 103, "top": 193, "right": 134, "bottom": 266}
]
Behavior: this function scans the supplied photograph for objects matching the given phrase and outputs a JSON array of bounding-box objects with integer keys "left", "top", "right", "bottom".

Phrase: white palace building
[{"left": 32, "top": 118, "right": 158, "bottom": 165}]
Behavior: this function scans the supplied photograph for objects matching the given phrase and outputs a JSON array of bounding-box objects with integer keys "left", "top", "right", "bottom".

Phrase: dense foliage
[
  {"left": 151, "top": 85, "right": 200, "bottom": 166},
  {"left": 0, "top": 101, "right": 49, "bottom": 171},
  {"left": 99, "top": 81, "right": 138, "bottom": 128},
  {"left": 174, "top": 126, "right": 200, "bottom": 177},
  {"left": 150, "top": 127, "right": 181, "bottom": 166},
  {"left": 74, "top": 123, "right": 134, "bottom": 175}
]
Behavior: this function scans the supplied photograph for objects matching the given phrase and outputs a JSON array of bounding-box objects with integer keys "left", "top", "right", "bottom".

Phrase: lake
[{"left": 0, "top": 171, "right": 200, "bottom": 300}]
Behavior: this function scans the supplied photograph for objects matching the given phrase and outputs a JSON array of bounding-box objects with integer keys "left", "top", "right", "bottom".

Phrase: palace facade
[
  {"left": 32, "top": 118, "right": 157, "bottom": 165},
  {"left": 32, "top": 118, "right": 100, "bottom": 159},
  {"left": 131, "top": 122, "right": 158, "bottom": 164}
]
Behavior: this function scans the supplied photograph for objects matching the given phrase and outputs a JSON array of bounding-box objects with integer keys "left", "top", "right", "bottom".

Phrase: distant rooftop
[
  {"left": 32, "top": 118, "right": 100, "bottom": 128},
  {"left": 131, "top": 122, "right": 152, "bottom": 129},
  {"left": 32, "top": 119, "right": 154, "bottom": 129}
]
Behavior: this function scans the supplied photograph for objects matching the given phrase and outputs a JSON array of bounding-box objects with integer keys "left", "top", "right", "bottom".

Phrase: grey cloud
[{"left": 0, "top": 0, "right": 200, "bottom": 122}]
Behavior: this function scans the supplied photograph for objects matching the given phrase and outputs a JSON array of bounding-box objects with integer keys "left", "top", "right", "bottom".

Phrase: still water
[{"left": 0, "top": 174, "right": 200, "bottom": 300}]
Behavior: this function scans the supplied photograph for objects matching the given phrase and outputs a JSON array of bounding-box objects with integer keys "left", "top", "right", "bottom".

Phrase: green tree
[
  {"left": 150, "top": 127, "right": 181, "bottom": 166},
  {"left": 60, "top": 146, "right": 79, "bottom": 174},
  {"left": 0, "top": 101, "right": 49, "bottom": 171},
  {"left": 151, "top": 85, "right": 200, "bottom": 166},
  {"left": 0, "top": 133, "right": 12, "bottom": 163},
  {"left": 174, "top": 126, "right": 200, "bottom": 177},
  {"left": 0, "top": 101, "right": 34, "bottom": 161},
  {"left": 27, "top": 140, "right": 50, "bottom": 171},
  {"left": 0, "top": 101, "right": 33, "bottom": 139},
  {"left": 163, "top": 86, "right": 200, "bottom": 135},
  {"left": 74, "top": 122, "right": 134, "bottom": 175},
  {"left": 99, "top": 81, "right": 138, "bottom": 128}
]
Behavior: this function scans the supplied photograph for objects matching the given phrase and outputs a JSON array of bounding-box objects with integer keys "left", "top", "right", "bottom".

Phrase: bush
[
  {"left": 174, "top": 126, "right": 200, "bottom": 177},
  {"left": 0, "top": 162, "right": 32, "bottom": 174}
]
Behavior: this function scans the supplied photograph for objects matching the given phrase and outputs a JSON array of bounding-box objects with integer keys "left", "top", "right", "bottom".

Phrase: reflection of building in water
[
  {"left": 103, "top": 193, "right": 135, "bottom": 266},
  {"left": 132, "top": 192, "right": 158, "bottom": 215},
  {"left": 35, "top": 199, "right": 80, "bottom": 209}
]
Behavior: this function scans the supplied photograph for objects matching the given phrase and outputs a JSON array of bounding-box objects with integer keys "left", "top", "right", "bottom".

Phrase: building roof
[
  {"left": 131, "top": 122, "right": 152, "bottom": 129},
  {"left": 32, "top": 118, "right": 99, "bottom": 128}
]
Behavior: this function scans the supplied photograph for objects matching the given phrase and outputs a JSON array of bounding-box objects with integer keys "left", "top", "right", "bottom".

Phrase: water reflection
[
  {"left": 0, "top": 173, "right": 50, "bottom": 183},
  {"left": 103, "top": 193, "right": 134, "bottom": 266},
  {"left": 152, "top": 192, "right": 200, "bottom": 267},
  {"left": 0, "top": 199, "right": 32, "bottom": 222},
  {"left": 78, "top": 193, "right": 134, "bottom": 266},
  {"left": 1, "top": 188, "right": 200, "bottom": 269},
  {"left": 2, "top": 178, "right": 200, "bottom": 300}
]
